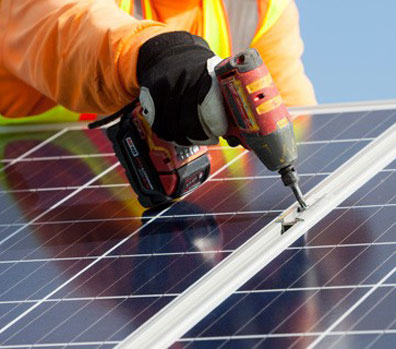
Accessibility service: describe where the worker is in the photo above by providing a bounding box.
[0,0,316,145]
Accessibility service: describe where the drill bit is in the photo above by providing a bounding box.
[279,165,307,211]
[290,183,307,211]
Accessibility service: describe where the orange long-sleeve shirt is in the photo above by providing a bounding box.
[0,0,316,120]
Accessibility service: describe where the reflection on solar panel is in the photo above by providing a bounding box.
[1,103,396,348]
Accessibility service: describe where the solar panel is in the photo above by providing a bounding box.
[0,105,396,347]
[171,108,396,349]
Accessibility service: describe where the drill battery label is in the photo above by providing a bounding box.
[138,167,154,190]
[125,137,139,157]
[181,170,205,195]
[124,136,155,191]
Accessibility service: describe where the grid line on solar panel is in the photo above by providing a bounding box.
[0,125,392,190]
[323,287,396,348]
[0,141,388,231]
[0,211,272,344]
[0,206,271,266]
[1,237,393,296]
[35,212,284,342]
[0,129,68,172]
[0,257,162,342]
[0,153,115,163]
[0,162,120,246]
[0,155,119,196]
[0,169,262,260]
[1,109,391,169]
[194,140,368,219]
[0,148,249,340]
[2,166,396,266]
[0,169,363,195]
[2,164,294,270]
[24,261,170,344]
[0,330,395,348]
[0,342,120,348]
[179,329,396,341]
[0,283,396,308]
[192,238,396,342]
[0,332,388,348]
[178,111,396,348]
[0,140,373,198]
[0,108,396,346]
[4,283,396,307]
[198,172,396,347]
[1,240,396,265]
[190,113,388,217]
[307,261,396,347]
[2,240,396,265]
[0,138,384,165]
[3,202,396,229]
[0,144,242,163]
[0,331,395,349]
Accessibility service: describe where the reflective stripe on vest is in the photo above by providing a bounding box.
[141,0,154,20]
[202,0,232,58]
[251,0,290,46]
[138,0,289,57]
[119,0,132,14]
[138,0,231,58]
[0,106,83,126]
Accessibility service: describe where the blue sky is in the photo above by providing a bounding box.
[296,0,396,104]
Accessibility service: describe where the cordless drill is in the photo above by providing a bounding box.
[90,48,306,209]
[215,48,307,209]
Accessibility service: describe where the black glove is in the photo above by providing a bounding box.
[137,31,227,146]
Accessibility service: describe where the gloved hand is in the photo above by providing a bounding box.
[137,31,228,146]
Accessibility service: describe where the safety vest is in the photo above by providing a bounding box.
[0,0,289,125]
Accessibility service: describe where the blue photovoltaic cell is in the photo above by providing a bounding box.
[176,110,396,349]
[0,109,395,347]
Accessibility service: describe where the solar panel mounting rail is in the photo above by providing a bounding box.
[116,100,396,349]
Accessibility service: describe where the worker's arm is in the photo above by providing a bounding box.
[0,0,173,115]
[251,1,317,107]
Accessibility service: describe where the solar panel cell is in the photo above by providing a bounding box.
[0,131,60,160]
[179,130,396,348]
[0,220,141,260]
[24,129,114,159]
[0,260,90,302]
[176,337,318,349]
[0,189,74,225]
[316,334,396,349]
[0,297,171,345]
[1,107,396,347]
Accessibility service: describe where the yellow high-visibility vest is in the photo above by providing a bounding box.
[0,0,289,125]
[251,0,290,46]
[138,0,290,58]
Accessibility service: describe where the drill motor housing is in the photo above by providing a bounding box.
[215,48,298,172]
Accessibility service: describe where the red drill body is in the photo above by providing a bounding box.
[215,49,306,209]
[96,49,306,209]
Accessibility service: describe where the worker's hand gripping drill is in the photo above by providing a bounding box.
[90,32,306,209]
[89,32,224,207]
